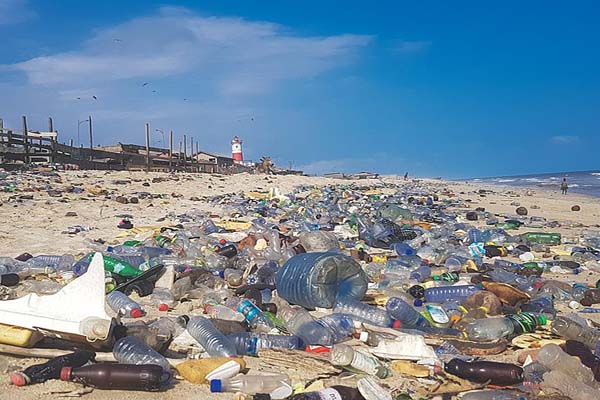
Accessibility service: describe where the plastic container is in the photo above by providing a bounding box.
[385,297,430,329]
[564,340,600,381]
[205,304,245,322]
[61,364,163,391]
[424,285,481,303]
[276,252,368,309]
[113,336,171,372]
[289,386,366,400]
[187,316,237,357]
[227,332,305,356]
[330,344,391,378]
[409,265,431,282]
[333,298,392,327]
[0,323,43,348]
[551,316,600,350]
[229,298,274,332]
[295,313,354,345]
[391,242,415,256]
[210,374,292,398]
[106,291,144,318]
[148,315,189,340]
[444,358,523,385]
[541,370,598,400]
[464,313,547,342]
[520,232,561,246]
[537,343,595,385]
[149,287,176,311]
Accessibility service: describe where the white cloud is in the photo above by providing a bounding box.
[550,135,580,144]
[10,7,371,95]
[0,0,35,26]
[392,40,431,54]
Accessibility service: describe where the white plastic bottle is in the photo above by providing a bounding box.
[210,374,292,399]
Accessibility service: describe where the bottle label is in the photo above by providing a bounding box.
[318,388,342,400]
[508,313,538,333]
[350,350,380,375]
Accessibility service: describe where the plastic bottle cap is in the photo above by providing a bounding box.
[60,367,72,381]
[219,239,227,245]
[392,320,402,329]
[414,299,423,307]
[359,331,369,342]
[158,304,169,311]
[538,315,547,325]
[130,308,143,318]
[210,379,222,392]
[10,372,28,386]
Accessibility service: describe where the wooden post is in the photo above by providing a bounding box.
[22,116,29,164]
[69,139,74,147]
[196,142,199,172]
[169,129,173,171]
[88,115,93,161]
[145,123,150,173]
[190,136,194,171]
[178,141,182,165]
[183,134,187,172]
[48,117,54,133]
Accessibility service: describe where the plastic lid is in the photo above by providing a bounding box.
[359,331,369,342]
[210,379,222,393]
[538,314,548,325]
[10,373,28,386]
[130,308,143,318]
[60,367,72,381]
[158,304,169,311]
[414,299,423,307]
[392,320,401,329]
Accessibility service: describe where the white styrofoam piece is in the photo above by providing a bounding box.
[0,252,112,341]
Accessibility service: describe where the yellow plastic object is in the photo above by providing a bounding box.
[216,220,252,231]
[246,191,269,199]
[175,358,246,384]
[0,323,43,348]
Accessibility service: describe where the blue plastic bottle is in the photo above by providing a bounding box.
[385,297,431,329]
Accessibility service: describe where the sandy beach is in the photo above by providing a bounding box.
[1,171,600,399]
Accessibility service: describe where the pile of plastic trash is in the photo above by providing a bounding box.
[1,181,600,399]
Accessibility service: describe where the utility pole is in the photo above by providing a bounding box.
[145,123,150,173]
[88,115,93,161]
[22,115,29,164]
[169,129,173,171]
[190,136,194,170]
[196,142,199,171]
[183,134,187,172]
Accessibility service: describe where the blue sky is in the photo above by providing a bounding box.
[1,1,599,178]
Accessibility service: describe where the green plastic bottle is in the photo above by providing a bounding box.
[99,255,143,277]
[520,232,561,246]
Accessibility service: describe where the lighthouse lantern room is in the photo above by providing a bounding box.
[231,136,243,163]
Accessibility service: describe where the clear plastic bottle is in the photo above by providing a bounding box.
[186,316,237,357]
[223,268,243,287]
[295,313,354,345]
[385,297,430,329]
[460,390,524,400]
[27,255,75,272]
[424,285,481,303]
[210,374,292,397]
[551,316,600,350]
[464,314,546,342]
[227,332,305,356]
[148,315,189,340]
[537,343,596,385]
[113,336,171,372]
[227,298,274,332]
[205,304,245,322]
[390,242,415,256]
[106,291,144,318]
[409,265,431,282]
[330,344,391,378]
[276,252,368,309]
[541,370,598,400]
[148,287,176,311]
[333,298,392,327]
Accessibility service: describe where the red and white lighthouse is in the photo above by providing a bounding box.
[231,136,243,163]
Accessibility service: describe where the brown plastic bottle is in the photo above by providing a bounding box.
[580,289,600,306]
[61,364,163,391]
[288,385,365,400]
[564,340,600,382]
[444,358,523,385]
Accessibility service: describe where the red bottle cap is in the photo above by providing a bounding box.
[10,372,28,386]
[130,308,143,318]
[60,367,72,381]
[219,239,227,245]
[158,304,169,311]
[392,320,402,329]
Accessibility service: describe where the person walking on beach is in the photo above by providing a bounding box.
[560,178,568,195]
[404,172,408,181]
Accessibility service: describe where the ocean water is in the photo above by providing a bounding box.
[467,170,600,197]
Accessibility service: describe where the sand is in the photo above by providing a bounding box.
[1,171,599,399]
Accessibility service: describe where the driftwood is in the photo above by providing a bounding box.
[257,348,340,381]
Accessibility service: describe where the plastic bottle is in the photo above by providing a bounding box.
[333,298,393,327]
[61,364,163,391]
[444,358,523,385]
[113,336,171,372]
[186,316,237,357]
[520,296,556,318]
[229,298,274,332]
[391,242,415,256]
[100,254,143,277]
[10,350,96,386]
[330,344,391,378]
[564,340,600,381]
[289,386,366,400]
[581,289,600,306]
[227,332,305,356]
[537,343,595,385]
[424,285,481,303]
[205,304,245,322]
[27,254,75,271]
[149,287,176,311]
[460,390,524,400]
[464,313,547,342]
[520,232,561,246]
[551,316,600,350]
[223,268,243,287]
[385,297,431,329]
[299,230,340,252]
[541,370,598,400]
[295,313,354,345]
[106,291,144,318]
[210,374,292,398]
[148,315,189,340]
[276,252,368,309]
[409,265,431,282]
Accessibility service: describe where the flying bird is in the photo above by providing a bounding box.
[183,98,188,101]
[92,95,98,100]
[152,90,157,93]
[113,38,122,42]
[142,82,149,86]
[76,97,81,100]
